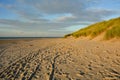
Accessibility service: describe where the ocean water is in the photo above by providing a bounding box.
[0,37,61,40]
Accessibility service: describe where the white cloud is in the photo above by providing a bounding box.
[53,14,76,22]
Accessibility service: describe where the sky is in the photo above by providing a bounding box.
[0,0,120,37]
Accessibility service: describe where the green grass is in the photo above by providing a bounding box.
[105,25,120,39]
[64,17,120,40]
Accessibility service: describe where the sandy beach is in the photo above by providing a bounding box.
[0,38,120,80]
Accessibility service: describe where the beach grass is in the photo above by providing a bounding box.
[65,17,120,40]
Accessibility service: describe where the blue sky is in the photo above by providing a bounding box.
[0,0,120,37]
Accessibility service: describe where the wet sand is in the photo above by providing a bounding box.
[0,38,120,80]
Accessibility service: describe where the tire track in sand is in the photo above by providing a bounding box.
[0,49,41,80]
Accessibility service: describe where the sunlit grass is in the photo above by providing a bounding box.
[64,17,120,40]
[105,26,120,39]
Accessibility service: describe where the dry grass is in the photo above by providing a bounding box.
[65,17,120,40]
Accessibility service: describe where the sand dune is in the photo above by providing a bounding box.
[0,38,120,80]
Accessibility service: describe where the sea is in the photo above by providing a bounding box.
[0,37,61,40]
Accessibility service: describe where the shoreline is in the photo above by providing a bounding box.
[0,37,62,40]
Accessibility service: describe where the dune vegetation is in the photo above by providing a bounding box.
[65,17,120,40]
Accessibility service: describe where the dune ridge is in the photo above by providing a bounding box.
[65,17,120,40]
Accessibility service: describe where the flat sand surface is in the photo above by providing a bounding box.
[0,38,120,80]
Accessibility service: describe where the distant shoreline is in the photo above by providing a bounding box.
[0,37,62,40]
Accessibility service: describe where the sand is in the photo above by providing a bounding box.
[0,38,120,80]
